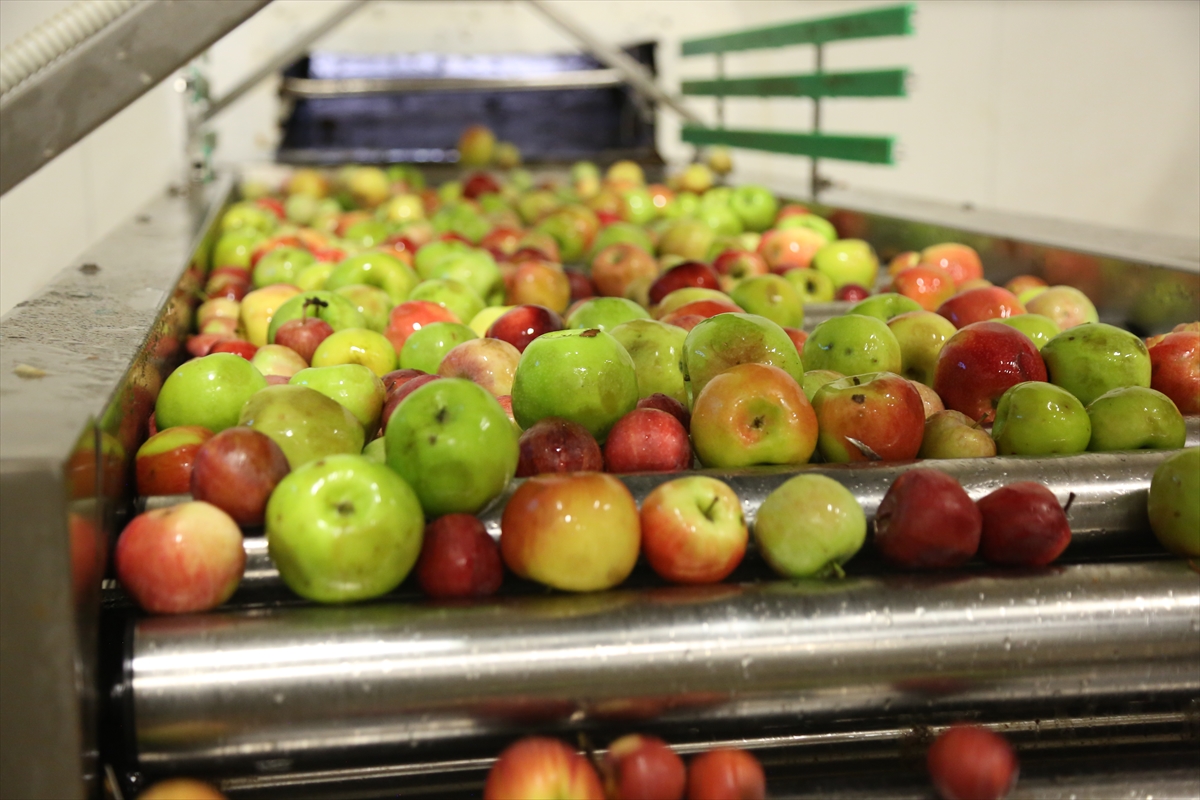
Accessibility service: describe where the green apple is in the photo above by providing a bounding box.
[621,187,657,225]
[266,290,365,343]
[362,436,386,464]
[334,284,392,333]
[376,193,424,226]
[776,213,837,242]
[919,409,997,459]
[661,191,700,220]
[700,186,733,209]
[729,275,804,328]
[1041,322,1151,407]
[658,219,716,262]
[155,353,267,433]
[212,229,265,270]
[566,297,651,332]
[516,189,560,226]
[385,378,518,515]
[684,312,804,398]
[800,369,844,403]
[239,384,365,468]
[802,314,902,376]
[399,321,477,374]
[343,219,390,249]
[311,328,398,377]
[289,364,386,434]
[729,185,779,232]
[253,247,316,288]
[994,313,1060,350]
[266,454,423,602]
[753,474,867,578]
[511,328,639,440]
[535,211,587,262]
[588,221,655,259]
[219,201,276,235]
[325,252,418,304]
[1147,447,1200,557]
[992,381,1091,456]
[408,279,484,326]
[887,311,958,386]
[609,319,689,405]
[850,293,922,322]
[811,239,878,290]
[414,239,473,279]
[295,261,334,291]
[697,204,743,237]
[784,268,836,304]
[1086,386,1186,452]
[420,248,502,302]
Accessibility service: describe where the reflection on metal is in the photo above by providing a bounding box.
[0,0,270,195]
[127,562,1199,774]
[281,68,625,98]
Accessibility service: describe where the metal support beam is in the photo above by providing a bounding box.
[0,0,272,196]
[524,0,703,125]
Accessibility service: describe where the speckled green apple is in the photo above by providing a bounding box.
[802,314,902,376]
[684,312,804,399]
[239,384,364,468]
[1041,322,1151,406]
[991,381,1090,456]
[609,319,689,405]
[156,353,267,433]
[1086,386,1186,452]
[784,268,836,304]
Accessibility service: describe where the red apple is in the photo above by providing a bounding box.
[591,243,659,299]
[874,468,982,569]
[835,283,870,302]
[637,393,690,429]
[1149,331,1200,414]
[516,417,604,477]
[485,737,605,800]
[927,724,1018,800]
[415,513,503,599]
[920,243,984,285]
[686,749,765,800]
[887,251,921,276]
[190,427,290,527]
[812,372,925,463]
[486,304,564,353]
[603,408,693,473]
[210,339,258,360]
[976,482,1071,566]
[648,261,721,306]
[481,226,523,257]
[135,426,214,496]
[603,734,686,800]
[115,501,245,613]
[712,249,769,289]
[1005,274,1047,296]
[640,476,747,584]
[758,227,826,271]
[463,171,502,199]
[891,265,957,311]
[934,322,1047,424]
[565,269,596,302]
[275,316,334,364]
[659,313,706,332]
[381,368,428,394]
[659,299,741,328]
[187,332,234,358]
[937,286,1025,328]
[386,300,460,352]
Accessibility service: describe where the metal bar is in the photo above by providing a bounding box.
[0,0,271,196]
[279,68,623,98]
[126,561,1200,774]
[682,4,915,56]
[682,69,908,98]
[682,125,895,164]
[202,0,369,122]
[524,0,702,124]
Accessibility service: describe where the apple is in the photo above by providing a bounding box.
[659,219,716,262]
[266,290,366,343]
[252,246,316,289]
[275,314,334,364]
[784,267,836,304]
[386,378,519,515]
[653,287,733,319]
[638,393,691,429]
[800,369,844,403]
[813,372,926,462]
[289,363,387,434]
[325,252,419,304]
[937,286,1025,329]
[1024,285,1099,330]
[589,221,655,260]
[685,312,804,398]
[463,171,502,199]
[697,204,743,237]
[591,243,659,299]
[484,737,605,800]
[409,278,486,326]
[729,275,804,328]
[802,314,903,376]
[927,724,1018,800]
[536,208,594,262]
[874,468,981,569]
[976,482,1071,566]
[500,472,640,592]
[920,243,984,285]
[920,410,997,459]
[250,343,308,380]
[933,322,1048,423]
[993,313,1060,350]
[136,779,227,800]
[377,193,425,226]
[836,284,871,302]
[506,260,571,313]
[1086,386,1187,451]
[186,332,233,358]
[992,381,1091,455]
[890,265,956,311]
[240,284,301,346]
[135,426,214,496]
[294,261,334,291]
[620,187,657,225]
[421,247,503,303]
[709,250,766,290]
[156,353,267,433]
[458,124,496,166]
[210,339,258,360]
[239,384,364,468]
[610,319,689,405]
[1005,274,1047,296]
[1149,331,1200,413]
[775,212,837,243]
[512,329,640,441]
[487,304,564,352]
[196,297,240,330]
[1147,447,1200,557]
[566,269,595,303]
[212,230,266,270]
[660,299,742,328]
[757,227,827,272]
[312,328,398,377]
[469,305,515,337]
[685,749,765,800]
[266,454,423,602]
[516,417,602,476]
[812,239,878,290]
[346,166,391,208]
[850,293,923,322]
[691,363,817,468]
[414,513,503,599]
[434,336,521,398]
[1041,322,1151,406]
[601,735,686,800]
[381,374,442,433]
[754,473,865,579]
[288,167,329,198]
[639,476,747,585]
[190,427,290,527]
[727,185,779,232]
[887,311,958,386]
[386,299,461,352]
[603,408,693,473]
[115,501,245,613]
[332,284,391,333]
[394,321,475,375]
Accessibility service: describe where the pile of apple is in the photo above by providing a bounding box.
[115,139,1200,614]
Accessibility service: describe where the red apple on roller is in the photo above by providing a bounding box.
[210,339,258,360]
[603,735,686,800]
[920,243,984,285]
[190,427,290,527]
[484,737,605,800]
[874,468,982,570]
[603,408,692,473]
[976,482,1071,566]
[812,372,925,463]
[927,724,1018,800]
[415,513,503,599]
[686,749,766,800]
[486,304,564,353]
[135,426,214,496]
[835,283,870,302]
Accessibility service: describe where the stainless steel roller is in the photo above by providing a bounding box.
[127,561,1200,776]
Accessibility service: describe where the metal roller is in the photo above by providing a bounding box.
[125,561,1200,776]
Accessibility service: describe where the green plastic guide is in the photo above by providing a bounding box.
[679,3,913,195]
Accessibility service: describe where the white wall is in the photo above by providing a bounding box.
[2,0,1197,317]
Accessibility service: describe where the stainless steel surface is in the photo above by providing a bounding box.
[203,0,370,122]
[524,0,702,125]
[280,68,626,98]
[129,561,1200,775]
[0,0,271,195]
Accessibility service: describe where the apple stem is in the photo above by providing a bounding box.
[703,495,720,521]
[830,562,846,579]
[302,296,329,321]
[1063,492,1076,515]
